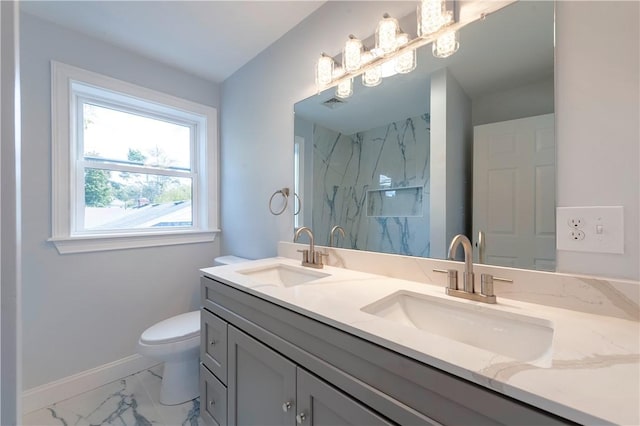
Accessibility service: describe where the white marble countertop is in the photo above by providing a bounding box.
[202,257,640,425]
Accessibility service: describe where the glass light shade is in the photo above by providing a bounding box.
[375,14,400,55]
[418,0,445,37]
[335,78,353,98]
[433,30,459,58]
[395,33,416,74]
[315,54,334,87]
[362,68,382,87]
[343,35,363,72]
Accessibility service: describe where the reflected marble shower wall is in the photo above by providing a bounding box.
[313,114,430,256]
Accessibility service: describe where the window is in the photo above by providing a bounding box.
[51,62,219,253]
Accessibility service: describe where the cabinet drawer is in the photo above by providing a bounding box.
[200,363,227,426]
[201,308,228,384]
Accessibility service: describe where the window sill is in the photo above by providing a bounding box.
[49,229,220,254]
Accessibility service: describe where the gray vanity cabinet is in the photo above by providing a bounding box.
[201,277,573,426]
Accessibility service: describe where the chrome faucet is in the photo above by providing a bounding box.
[445,234,496,303]
[294,227,327,268]
[448,234,475,293]
[329,225,345,247]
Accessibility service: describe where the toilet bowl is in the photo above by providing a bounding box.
[137,255,249,405]
[138,311,201,405]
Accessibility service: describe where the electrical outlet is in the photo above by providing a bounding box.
[567,218,584,229]
[557,206,624,253]
[569,229,585,240]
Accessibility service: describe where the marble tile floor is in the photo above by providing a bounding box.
[23,365,203,426]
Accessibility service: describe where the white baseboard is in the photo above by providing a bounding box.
[22,354,160,414]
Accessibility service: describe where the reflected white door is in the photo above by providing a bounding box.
[473,114,555,271]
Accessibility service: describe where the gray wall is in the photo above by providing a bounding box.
[430,68,472,260]
[20,13,221,389]
[221,1,639,281]
[555,1,639,280]
[472,75,554,126]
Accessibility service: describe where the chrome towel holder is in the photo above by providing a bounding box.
[269,187,301,215]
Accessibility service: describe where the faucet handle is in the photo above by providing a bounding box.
[480,273,494,297]
[433,268,458,290]
[296,249,309,264]
[314,251,329,266]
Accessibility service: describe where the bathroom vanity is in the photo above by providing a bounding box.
[199,255,639,426]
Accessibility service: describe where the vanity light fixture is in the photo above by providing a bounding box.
[314,0,458,98]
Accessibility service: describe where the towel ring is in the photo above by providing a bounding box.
[269,188,289,215]
[293,192,301,216]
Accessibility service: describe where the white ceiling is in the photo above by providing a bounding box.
[20,1,326,83]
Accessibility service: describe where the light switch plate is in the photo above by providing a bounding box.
[556,206,624,254]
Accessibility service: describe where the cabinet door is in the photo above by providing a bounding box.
[228,326,296,426]
[295,368,395,426]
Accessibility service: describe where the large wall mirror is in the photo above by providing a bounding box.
[294,1,555,271]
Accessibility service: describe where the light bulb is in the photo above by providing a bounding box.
[376,13,400,55]
[433,30,459,58]
[315,54,334,87]
[418,0,446,37]
[343,35,363,72]
[380,59,397,78]
[336,78,353,98]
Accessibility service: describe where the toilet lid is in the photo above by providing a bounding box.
[140,311,200,345]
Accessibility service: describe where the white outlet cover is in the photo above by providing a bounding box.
[556,206,624,254]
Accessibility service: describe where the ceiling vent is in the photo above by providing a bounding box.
[321,97,347,109]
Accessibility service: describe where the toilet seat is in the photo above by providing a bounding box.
[140,310,200,345]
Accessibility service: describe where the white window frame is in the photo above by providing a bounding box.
[50,61,219,254]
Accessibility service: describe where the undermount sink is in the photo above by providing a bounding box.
[236,263,330,288]
[361,290,554,367]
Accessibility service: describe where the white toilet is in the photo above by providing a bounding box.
[137,255,248,405]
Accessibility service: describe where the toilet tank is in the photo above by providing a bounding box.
[214,255,249,266]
